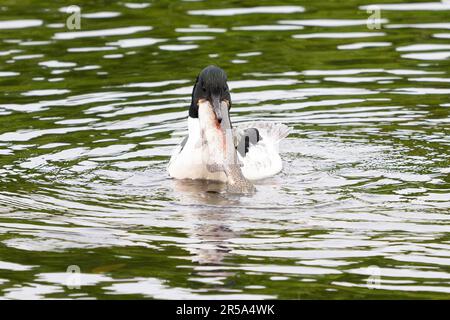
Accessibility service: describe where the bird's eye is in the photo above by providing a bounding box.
[223,87,228,91]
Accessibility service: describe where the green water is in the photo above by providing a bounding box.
[0,0,449,299]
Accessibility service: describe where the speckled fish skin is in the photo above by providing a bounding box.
[223,164,256,194]
[199,100,255,194]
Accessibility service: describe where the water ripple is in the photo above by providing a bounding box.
[0,0,449,300]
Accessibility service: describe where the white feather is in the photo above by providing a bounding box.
[235,122,290,180]
[167,117,227,182]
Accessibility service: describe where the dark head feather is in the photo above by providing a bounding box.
[189,65,231,118]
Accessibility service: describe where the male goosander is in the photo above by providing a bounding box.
[167,65,290,193]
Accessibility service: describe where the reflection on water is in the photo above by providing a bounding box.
[0,0,449,299]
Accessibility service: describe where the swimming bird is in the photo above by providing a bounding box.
[167,65,290,193]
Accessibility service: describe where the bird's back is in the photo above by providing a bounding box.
[235,122,290,180]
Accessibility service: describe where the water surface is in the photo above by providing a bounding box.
[0,0,449,299]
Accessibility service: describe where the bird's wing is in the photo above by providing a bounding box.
[235,122,291,143]
[233,122,291,157]
[167,135,188,168]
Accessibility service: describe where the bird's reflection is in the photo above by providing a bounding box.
[172,179,241,268]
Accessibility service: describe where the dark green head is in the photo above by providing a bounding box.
[189,65,231,123]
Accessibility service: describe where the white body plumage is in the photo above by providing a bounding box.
[167,117,289,181]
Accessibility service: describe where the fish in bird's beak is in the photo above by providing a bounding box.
[198,99,234,168]
[211,94,223,125]
[198,99,230,145]
[211,95,233,135]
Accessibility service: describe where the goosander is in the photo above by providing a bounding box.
[167,65,290,193]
